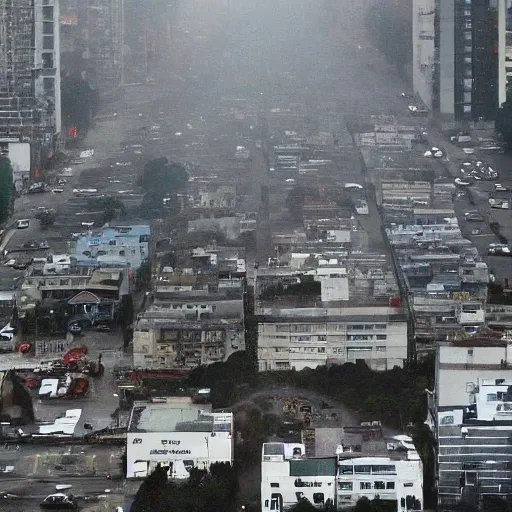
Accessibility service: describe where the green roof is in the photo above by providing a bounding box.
[289,458,336,477]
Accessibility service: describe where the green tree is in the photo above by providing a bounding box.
[289,498,319,512]
[135,261,152,292]
[0,157,13,223]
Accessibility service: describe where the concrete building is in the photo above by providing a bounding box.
[74,224,150,270]
[412,0,435,109]
[261,436,423,512]
[133,246,246,370]
[434,0,505,121]
[427,340,512,509]
[0,0,61,151]
[126,397,234,479]
[255,261,408,372]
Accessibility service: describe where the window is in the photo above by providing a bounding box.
[312,493,324,505]
[364,324,374,330]
[487,393,497,402]
[440,415,454,425]
[317,335,327,341]
[348,325,364,331]
[464,105,471,114]
[404,483,414,488]
[43,35,54,49]
[42,52,53,69]
[386,482,395,490]
[43,77,54,91]
[318,347,325,353]
[340,466,353,474]
[291,324,311,333]
[339,482,353,491]
[355,465,371,474]
[276,325,289,332]
[43,21,53,34]
[374,324,386,330]
[360,482,372,490]
[374,482,385,490]
[376,346,386,352]
[371,465,396,474]
[376,335,387,340]
[43,6,54,20]
[270,483,279,488]
[464,31,472,41]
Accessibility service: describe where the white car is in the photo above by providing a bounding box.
[454,178,472,187]
[488,244,511,256]
[494,183,507,192]
[16,219,29,229]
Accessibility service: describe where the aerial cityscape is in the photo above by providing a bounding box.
[0,0,511,511]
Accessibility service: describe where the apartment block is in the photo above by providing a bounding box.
[427,340,512,509]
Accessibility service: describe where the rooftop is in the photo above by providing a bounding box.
[128,399,232,433]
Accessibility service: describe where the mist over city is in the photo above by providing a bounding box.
[0,1,510,511]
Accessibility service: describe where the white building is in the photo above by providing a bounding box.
[427,340,512,509]
[261,443,337,512]
[261,437,423,512]
[257,308,407,372]
[412,0,435,109]
[126,397,233,479]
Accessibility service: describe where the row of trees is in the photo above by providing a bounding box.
[131,462,238,512]
[0,156,13,224]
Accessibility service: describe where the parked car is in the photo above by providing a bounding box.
[16,219,29,229]
[488,243,511,256]
[494,183,507,192]
[465,211,484,222]
[68,324,82,335]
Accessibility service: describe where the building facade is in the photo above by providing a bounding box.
[261,440,423,512]
[126,398,234,479]
[257,309,408,372]
[434,0,504,121]
[0,0,61,150]
[428,341,512,510]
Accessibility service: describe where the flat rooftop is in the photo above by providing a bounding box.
[128,399,213,433]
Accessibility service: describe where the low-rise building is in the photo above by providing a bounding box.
[74,224,150,270]
[261,435,423,512]
[127,397,233,479]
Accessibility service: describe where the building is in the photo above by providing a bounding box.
[427,340,512,510]
[434,0,505,121]
[126,397,233,479]
[412,0,436,109]
[0,0,61,151]
[132,245,246,370]
[261,435,423,512]
[74,224,150,270]
[255,261,408,372]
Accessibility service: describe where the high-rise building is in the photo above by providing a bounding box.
[0,0,61,152]
[59,0,123,91]
[432,0,506,121]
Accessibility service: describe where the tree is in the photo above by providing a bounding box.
[39,210,56,229]
[289,498,319,512]
[0,157,13,223]
[135,262,152,292]
[89,196,126,224]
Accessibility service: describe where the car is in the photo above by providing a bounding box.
[488,243,511,256]
[465,212,484,222]
[495,183,507,192]
[16,219,29,229]
[68,324,82,335]
[454,178,473,187]
[4,259,15,267]
[96,323,112,333]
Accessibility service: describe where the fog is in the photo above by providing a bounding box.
[127,0,405,115]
